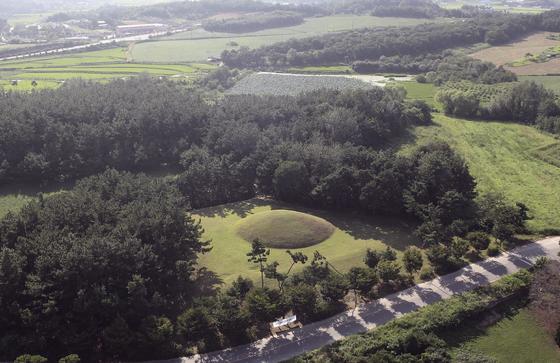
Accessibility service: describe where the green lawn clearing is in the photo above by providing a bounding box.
[194,198,420,286]
[450,308,560,362]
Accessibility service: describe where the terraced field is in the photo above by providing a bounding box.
[0,47,216,90]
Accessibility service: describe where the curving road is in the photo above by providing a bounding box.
[147,236,560,363]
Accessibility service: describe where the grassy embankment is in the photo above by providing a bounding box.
[449,307,560,362]
[396,81,560,233]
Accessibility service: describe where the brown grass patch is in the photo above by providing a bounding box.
[471,32,560,75]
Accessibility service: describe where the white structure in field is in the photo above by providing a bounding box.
[116,23,167,36]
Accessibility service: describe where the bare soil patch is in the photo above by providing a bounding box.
[471,32,560,75]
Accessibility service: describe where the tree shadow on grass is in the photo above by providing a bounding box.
[265,201,421,251]
[194,198,273,218]
[191,267,224,297]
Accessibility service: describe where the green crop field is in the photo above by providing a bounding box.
[0,47,216,89]
[401,113,560,232]
[131,15,446,63]
[449,308,560,362]
[194,198,420,285]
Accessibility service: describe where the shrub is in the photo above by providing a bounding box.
[420,266,436,281]
[466,231,491,251]
[416,74,427,83]
[487,243,501,257]
[58,355,80,363]
[14,356,48,363]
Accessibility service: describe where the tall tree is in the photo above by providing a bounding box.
[247,239,271,289]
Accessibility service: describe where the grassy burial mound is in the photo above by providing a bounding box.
[235,209,335,248]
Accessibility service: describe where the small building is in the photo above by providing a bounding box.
[207,56,222,64]
[270,314,302,337]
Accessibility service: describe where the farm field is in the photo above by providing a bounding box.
[194,198,420,286]
[448,308,560,362]
[471,32,560,75]
[0,47,216,89]
[401,113,560,232]
[131,15,446,63]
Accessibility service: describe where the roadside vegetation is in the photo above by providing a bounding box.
[293,270,535,362]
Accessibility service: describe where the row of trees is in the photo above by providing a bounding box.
[222,11,560,68]
[202,11,304,33]
[177,241,422,353]
[353,52,517,84]
[50,0,325,27]
[436,81,560,134]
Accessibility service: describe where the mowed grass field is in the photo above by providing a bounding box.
[449,308,560,362]
[131,15,446,63]
[0,47,216,90]
[194,198,420,286]
[471,32,560,75]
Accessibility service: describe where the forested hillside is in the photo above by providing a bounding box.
[0,77,532,361]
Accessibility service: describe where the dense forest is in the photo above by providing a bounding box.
[0,77,530,361]
[202,11,304,33]
[222,10,560,68]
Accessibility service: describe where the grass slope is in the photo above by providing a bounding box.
[450,308,560,362]
[194,198,419,286]
[236,209,336,248]
[403,114,560,232]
